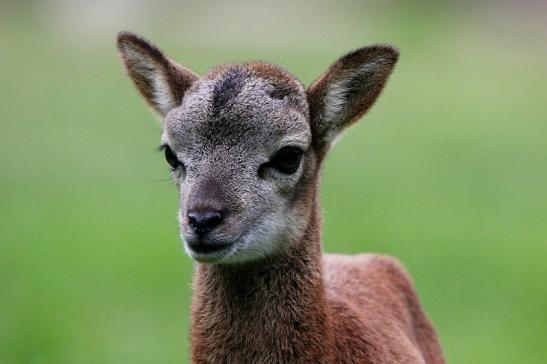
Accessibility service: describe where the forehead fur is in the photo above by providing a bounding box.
[204,62,308,116]
[164,62,311,150]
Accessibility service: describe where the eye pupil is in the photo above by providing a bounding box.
[269,146,303,174]
[164,146,184,171]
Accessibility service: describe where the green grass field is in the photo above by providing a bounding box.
[1,3,546,363]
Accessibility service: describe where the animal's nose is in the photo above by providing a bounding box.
[187,209,223,235]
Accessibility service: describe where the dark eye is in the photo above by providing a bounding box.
[164,146,184,171]
[269,146,304,174]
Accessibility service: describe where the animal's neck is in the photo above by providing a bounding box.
[190,198,334,363]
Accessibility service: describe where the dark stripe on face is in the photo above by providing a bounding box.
[212,67,248,115]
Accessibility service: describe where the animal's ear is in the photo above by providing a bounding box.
[307,45,399,146]
[117,31,199,117]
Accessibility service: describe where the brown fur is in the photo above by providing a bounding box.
[116,32,446,364]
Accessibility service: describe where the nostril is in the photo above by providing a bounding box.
[187,209,223,234]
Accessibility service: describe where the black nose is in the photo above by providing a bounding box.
[187,209,223,235]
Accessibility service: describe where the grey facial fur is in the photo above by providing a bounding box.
[162,64,313,263]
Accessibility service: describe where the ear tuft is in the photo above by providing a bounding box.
[307,45,399,146]
[116,31,199,117]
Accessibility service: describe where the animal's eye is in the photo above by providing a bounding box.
[269,146,304,174]
[164,146,184,171]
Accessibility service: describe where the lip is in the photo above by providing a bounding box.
[187,241,233,255]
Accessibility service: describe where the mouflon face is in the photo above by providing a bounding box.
[163,64,315,264]
[117,32,398,264]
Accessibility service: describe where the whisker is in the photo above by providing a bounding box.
[148,177,173,183]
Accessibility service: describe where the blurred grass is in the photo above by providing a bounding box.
[1,2,546,363]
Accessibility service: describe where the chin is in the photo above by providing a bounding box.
[187,247,236,263]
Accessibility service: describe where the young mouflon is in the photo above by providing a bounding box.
[117,31,445,363]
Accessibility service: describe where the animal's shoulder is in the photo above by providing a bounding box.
[323,253,415,296]
[322,254,433,363]
[322,253,424,325]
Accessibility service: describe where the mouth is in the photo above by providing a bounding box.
[187,241,233,255]
[183,235,236,262]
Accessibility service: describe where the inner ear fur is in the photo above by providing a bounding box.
[117,31,199,117]
[307,45,399,146]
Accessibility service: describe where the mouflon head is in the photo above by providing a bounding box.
[117,31,398,264]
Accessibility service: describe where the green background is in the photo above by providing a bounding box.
[1,1,546,363]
